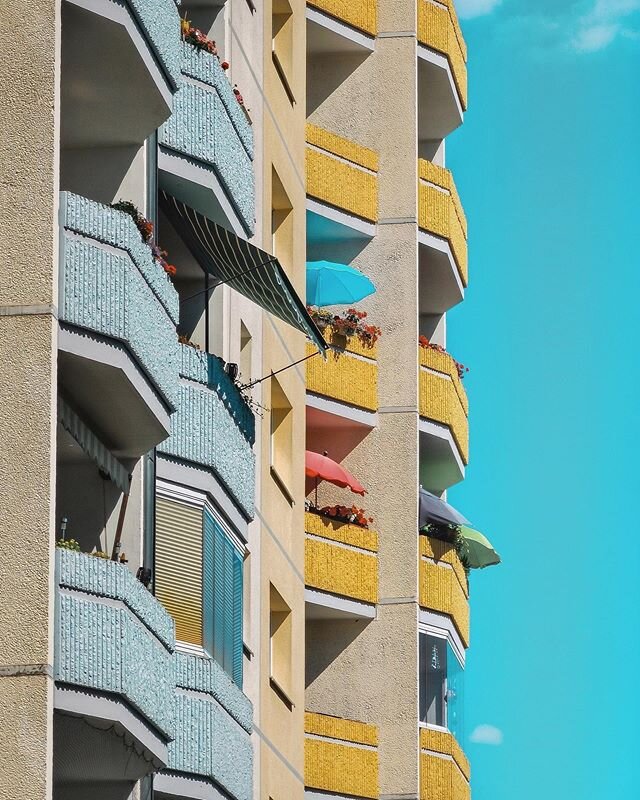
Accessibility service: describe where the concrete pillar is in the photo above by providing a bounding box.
[0,2,60,798]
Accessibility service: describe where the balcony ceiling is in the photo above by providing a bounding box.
[417,48,463,141]
[419,233,464,315]
[61,1,172,149]
[58,331,171,459]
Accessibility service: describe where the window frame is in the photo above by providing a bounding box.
[418,616,466,738]
[156,480,246,684]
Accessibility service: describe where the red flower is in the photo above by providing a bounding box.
[221,61,230,70]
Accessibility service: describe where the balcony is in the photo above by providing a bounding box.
[58,192,180,458]
[54,550,175,792]
[53,551,254,799]
[417,0,467,140]
[418,159,467,313]
[307,0,376,68]
[308,0,377,36]
[305,712,379,799]
[420,727,470,800]
[419,535,469,647]
[306,328,378,424]
[155,653,253,800]
[418,346,468,493]
[61,0,180,150]
[158,344,256,519]
[305,511,378,619]
[159,43,255,236]
[306,124,379,249]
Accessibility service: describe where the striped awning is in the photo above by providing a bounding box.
[58,398,131,495]
[160,192,327,354]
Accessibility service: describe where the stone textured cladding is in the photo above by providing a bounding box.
[305,513,378,604]
[307,0,378,35]
[128,0,182,88]
[305,711,379,745]
[420,728,470,800]
[418,0,468,110]
[318,324,379,359]
[158,375,256,518]
[180,345,255,445]
[419,346,468,416]
[305,512,378,551]
[306,340,378,411]
[419,536,469,647]
[305,712,379,798]
[419,159,468,286]
[60,193,180,408]
[55,550,176,738]
[419,348,469,464]
[160,44,255,233]
[421,727,470,780]
[168,653,253,800]
[307,124,379,172]
[422,535,469,595]
[62,192,179,323]
[55,553,255,796]
[306,124,379,222]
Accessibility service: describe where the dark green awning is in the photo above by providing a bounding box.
[58,398,130,495]
[160,192,327,354]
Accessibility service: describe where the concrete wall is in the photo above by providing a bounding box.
[304,2,423,797]
[258,1,309,798]
[0,1,60,798]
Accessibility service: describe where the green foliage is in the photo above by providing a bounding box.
[421,522,471,575]
[56,538,80,552]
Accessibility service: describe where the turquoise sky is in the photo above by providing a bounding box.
[447,1,640,797]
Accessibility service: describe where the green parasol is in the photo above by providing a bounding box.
[459,526,501,569]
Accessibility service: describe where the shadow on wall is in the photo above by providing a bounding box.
[305,618,371,688]
[307,53,371,117]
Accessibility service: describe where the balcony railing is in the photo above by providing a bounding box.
[306,124,379,222]
[307,0,378,35]
[55,551,254,796]
[59,192,180,409]
[417,0,468,110]
[306,328,378,412]
[55,549,175,739]
[127,0,182,89]
[419,346,469,465]
[158,344,256,518]
[159,43,255,233]
[165,652,253,800]
[305,511,378,604]
[420,727,470,800]
[419,159,468,287]
[305,712,379,799]
[419,535,469,646]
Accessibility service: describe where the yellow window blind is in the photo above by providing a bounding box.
[155,496,203,646]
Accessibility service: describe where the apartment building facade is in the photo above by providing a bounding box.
[0,2,490,800]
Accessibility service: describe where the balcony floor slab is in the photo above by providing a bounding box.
[305,588,376,621]
[58,325,171,458]
[306,8,375,55]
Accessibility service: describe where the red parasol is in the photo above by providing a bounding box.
[305,450,366,496]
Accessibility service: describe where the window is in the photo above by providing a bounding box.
[270,376,293,493]
[155,488,245,687]
[269,584,292,702]
[419,632,465,742]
